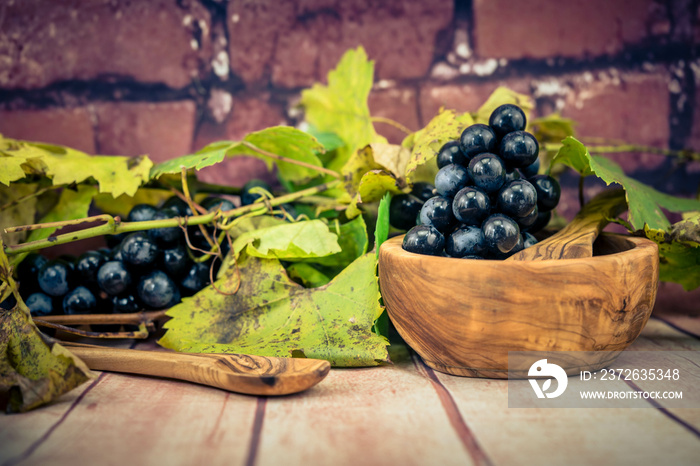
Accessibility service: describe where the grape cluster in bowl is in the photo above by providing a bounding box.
[392,104,561,259]
[14,180,272,320]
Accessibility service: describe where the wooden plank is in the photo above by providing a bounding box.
[430,321,700,466]
[652,315,700,340]
[255,356,478,466]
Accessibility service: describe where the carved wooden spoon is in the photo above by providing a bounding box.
[508,188,627,261]
[67,345,331,396]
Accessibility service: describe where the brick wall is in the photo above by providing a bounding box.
[1,0,699,308]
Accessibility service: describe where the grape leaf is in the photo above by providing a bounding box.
[403,110,474,184]
[669,212,700,246]
[0,154,30,186]
[0,238,94,413]
[301,215,368,279]
[657,242,700,291]
[552,137,700,230]
[0,183,38,246]
[159,252,389,367]
[375,193,391,257]
[149,142,230,179]
[25,184,98,244]
[286,263,332,288]
[301,47,387,171]
[0,138,152,197]
[232,220,341,260]
[473,86,534,125]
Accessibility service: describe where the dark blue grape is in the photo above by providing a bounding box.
[63,286,97,315]
[17,253,48,293]
[504,169,522,183]
[497,180,537,218]
[179,262,211,297]
[76,251,106,287]
[241,180,271,206]
[26,292,54,317]
[435,164,471,198]
[530,175,561,212]
[105,233,126,249]
[402,225,445,256]
[38,259,74,297]
[499,131,539,169]
[97,248,112,260]
[482,214,520,254]
[452,187,491,226]
[390,194,424,231]
[111,293,141,313]
[516,205,539,230]
[127,204,158,223]
[138,270,181,309]
[523,232,538,249]
[110,243,124,262]
[148,208,182,247]
[201,196,236,212]
[160,244,191,278]
[459,124,497,159]
[58,255,77,271]
[411,182,435,202]
[528,210,552,234]
[161,196,193,217]
[437,140,467,168]
[468,153,506,193]
[97,261,132,296]
[521,157,540,178]
[121,232,160,270]
[419,196,455,233]
[488,104,526,138]
[446,226,486,258]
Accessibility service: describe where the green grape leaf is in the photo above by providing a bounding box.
[227,127,326,184]
[342,145,383,195]
[552,137,700,230]
[286,262,332,288]
[669,212,700,246]
[159,252,389,367]
[301,47,387,171]
[0,238,94,413]
[302,215,368,277]
[658,242,700,291]
[403,110,474,184]
[375,193,391,257]
[473,87,534,125]
[26,185,98,243]
[0,184,38,246]
[531,113,577,143]
[0,138,152,197]
[0,155,30,186]
[231,220,341,260]
[149,142,230,179]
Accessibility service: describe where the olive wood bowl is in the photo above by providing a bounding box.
[378,233,659,378]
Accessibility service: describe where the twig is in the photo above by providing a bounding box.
[4,214,116,234]
[240,141,341,179]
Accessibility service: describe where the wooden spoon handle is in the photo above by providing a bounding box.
[68,346,331,396]
[509,189,627,261]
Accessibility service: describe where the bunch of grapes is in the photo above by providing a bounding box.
[392,104,561,259]
[16,180,272,319]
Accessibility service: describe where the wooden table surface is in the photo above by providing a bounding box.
[1,315,699,466]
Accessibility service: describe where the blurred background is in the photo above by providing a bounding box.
[1,0,699,310]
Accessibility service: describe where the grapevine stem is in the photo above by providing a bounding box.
[3,180,342,256]
[240,141,341,179]
[180,167,216,249]
[4,214,116,234]
[370,116,413,135]
[587,145,700,162]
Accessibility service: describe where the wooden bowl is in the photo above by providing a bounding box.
[378,234,659,378]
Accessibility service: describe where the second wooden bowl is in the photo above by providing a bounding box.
[378,234,659,378]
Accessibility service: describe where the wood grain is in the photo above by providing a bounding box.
[379,234,659,378]
[509,188,627,261]
[67,346,331,396]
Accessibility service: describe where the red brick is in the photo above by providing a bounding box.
[0,0,211,89]
[472,0,654,59]
[561,71,671,173]
[688,77,700,152]
[368,87,420,145]
[228,0,453,88]
[418,79,532,126]
[0,107,96,153]
[94,101,196,162]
